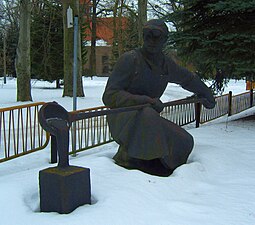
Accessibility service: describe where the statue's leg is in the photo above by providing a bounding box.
[112,106,194,175]
[129,106,194,171]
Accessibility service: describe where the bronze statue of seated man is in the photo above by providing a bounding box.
[102,19,215,176]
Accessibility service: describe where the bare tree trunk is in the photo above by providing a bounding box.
[112,0,119,61]
[62,0,84,97]
[112,0,125,60]
[89,0,97,77]
[16,0,32,101]
[117,0,124,56]
[3,31,7,84]
[138,0,147,45]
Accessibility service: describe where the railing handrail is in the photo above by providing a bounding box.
[69,96,203,121]
[0,102,46,112]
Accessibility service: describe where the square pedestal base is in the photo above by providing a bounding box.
[39,166,91,214]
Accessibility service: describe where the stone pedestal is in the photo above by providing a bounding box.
[39,166,91,214]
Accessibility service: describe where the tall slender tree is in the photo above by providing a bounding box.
[62,0,84,97]
[89,0,97,77]
[15,0,32,101]
[138,0,147,45]
[110,0,139,64]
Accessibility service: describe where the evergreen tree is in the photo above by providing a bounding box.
[111,3,139,66]
[122,12,139,53]
[166,0,255,92]
[0,0,19,77]
[31,0,63,88]
[6,24,19,77]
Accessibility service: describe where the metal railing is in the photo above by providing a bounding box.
[69,106,113,154]
[0,102,49,162]
[0,89,254,163]
[160,99,196,126]
[231,91,252,115]
[67,98,199,156]
[200,94,229,123]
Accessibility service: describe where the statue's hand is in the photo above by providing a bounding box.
[199,95,216,109]
[151,98,164,113]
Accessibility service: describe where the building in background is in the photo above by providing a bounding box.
[83,17,128,76]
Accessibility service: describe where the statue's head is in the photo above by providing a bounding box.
[142,19,169,54]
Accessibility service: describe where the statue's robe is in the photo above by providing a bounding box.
[102,48,213,171]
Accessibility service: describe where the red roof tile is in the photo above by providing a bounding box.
[84,17,128,44]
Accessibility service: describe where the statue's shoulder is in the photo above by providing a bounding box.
[164,53,177,66]
[121,49,140,59]
[117,49,141,66]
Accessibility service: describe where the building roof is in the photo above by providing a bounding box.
[84,17,128,45]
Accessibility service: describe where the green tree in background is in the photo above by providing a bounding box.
[31,0,63,88]
[166,0,255,92]
[122,12,139,52]
[0,24,18,77]
[111,1,139,66]
[0,0,19,77]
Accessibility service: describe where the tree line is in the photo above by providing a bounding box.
[0,0,254,101]
[0,0,144,101]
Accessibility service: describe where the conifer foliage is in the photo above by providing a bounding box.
[31,1,63,88]
[166,0,255,92]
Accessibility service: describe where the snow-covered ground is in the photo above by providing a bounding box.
[1,77,255,225]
